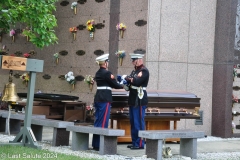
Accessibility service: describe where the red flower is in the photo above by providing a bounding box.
[69,27,77,33]
[23,53,30,58]
[233,95,238,103]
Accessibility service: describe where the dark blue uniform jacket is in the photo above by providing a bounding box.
[94,67,123,103]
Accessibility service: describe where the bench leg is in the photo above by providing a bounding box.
[8,119,22,134]
[31,124,43,141]
[71,132,89,151]
[99,136,118,155]
[0,117,6,132]
[180,138,197,159]
[52,128,70,146]
[0,118,21,134]
[145,139,163,160]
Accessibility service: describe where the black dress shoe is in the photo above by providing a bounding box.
[130,146,144,150]
[127,145,133,148]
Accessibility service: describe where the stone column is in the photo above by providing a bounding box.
[108,0,120,76]
[146,0,161,90]
[212,0,238,138]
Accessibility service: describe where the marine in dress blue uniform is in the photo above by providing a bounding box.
[126,53,149,149]
[92,53,123,150]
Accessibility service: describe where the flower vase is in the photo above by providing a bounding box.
[90,110,93,115]
[90,32,94,40]
[120,30,124,38]
[74,7,77,15]
[25,81,28,87]
[26,36,29,42]
[119,57,123,66]
[72,84,75,90]
[12,36,15,42]
[89,83,93,92]
[56,58,59,65]
[73,32,76,41]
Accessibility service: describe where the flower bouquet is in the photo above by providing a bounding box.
[53,53,59,64]
[86,103,94,116]
[86,19,95,40]
[116,23,126,38]
[84,75,94,91]
[22,27,31,42]
[9,29,16,42]
[65,71,76,90]
[0,45,7,55]
[69,27,77,41]
[233,94,238,103]
[233,65,238,81]
[71,2,78,15]
[115,50,126,66]
[20,73,30,87]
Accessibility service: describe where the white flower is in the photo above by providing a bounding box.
[65,71,76,85]
[90,104,93,110]
[232,121,236,129]
[71,2,78,9]
[67,71,73,76]
[69,75,75,80]
[53,53,59,58]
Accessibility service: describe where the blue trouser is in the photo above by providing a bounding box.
[92,102,110,148]
[129,105,147,148]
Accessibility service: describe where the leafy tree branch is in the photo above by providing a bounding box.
[0,0,58,48]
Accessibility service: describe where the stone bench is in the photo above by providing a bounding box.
[31,118,74,146]
[0,110,45,134]
[139,130,205,160]
[66,125,125,155]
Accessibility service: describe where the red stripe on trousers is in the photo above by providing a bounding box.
[102,102,109,128]
[139,105,142,147]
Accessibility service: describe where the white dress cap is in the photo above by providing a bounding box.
[129,53,144,59]
[96,53,109,62]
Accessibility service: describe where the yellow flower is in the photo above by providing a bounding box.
[87,25,93,31]
[116,23,126,31]
[86,20,91,25]
[86,19,95,32]
[20,73,30,82]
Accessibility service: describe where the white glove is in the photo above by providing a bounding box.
[123,85,129,91]
[121,75,127,80]
[137,87,144,99]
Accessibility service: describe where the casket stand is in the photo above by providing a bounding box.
[12,93,86,122]
[111,90,201,142]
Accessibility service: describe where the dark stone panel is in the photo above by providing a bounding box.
[212,0,238,138]
[214,0,236,64]
[108,1,120,75]
[212,64,233,137]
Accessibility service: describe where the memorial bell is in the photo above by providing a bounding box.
[1,70,20,102]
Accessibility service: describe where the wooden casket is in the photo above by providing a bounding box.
[111,90,201,142]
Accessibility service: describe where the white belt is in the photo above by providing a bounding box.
[131,86,146,90]
[97,86,112,90]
